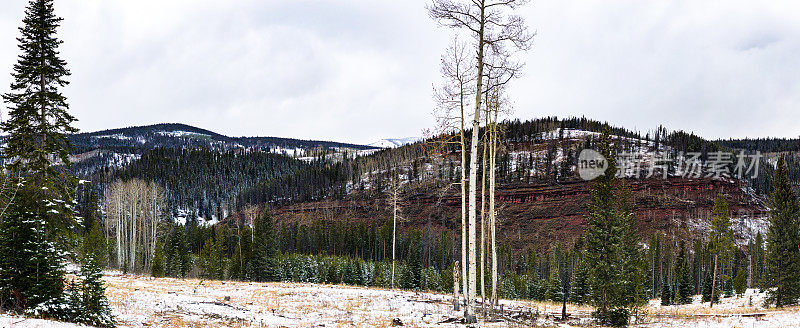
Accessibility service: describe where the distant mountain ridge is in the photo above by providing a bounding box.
[66,122,379,177]
[70,123,378,154]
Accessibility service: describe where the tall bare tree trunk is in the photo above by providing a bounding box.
[710,254,718,308]
[460,105,469,309]
[465,14,486,321]
[489,94,498,311]
[480,125,487,315]
[392,181,398,288]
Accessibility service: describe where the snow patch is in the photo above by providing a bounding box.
[368,137,420,149]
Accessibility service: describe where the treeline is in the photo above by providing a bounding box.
[744,153,800,196]
[147,211,458,293]
[504,116,642,143]
[718,137,800,153]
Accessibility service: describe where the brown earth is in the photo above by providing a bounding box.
[262,177,766,251]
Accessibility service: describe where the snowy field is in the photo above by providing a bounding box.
[2,273,800,327]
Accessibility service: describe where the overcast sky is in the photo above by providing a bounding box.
[1,1,799,144]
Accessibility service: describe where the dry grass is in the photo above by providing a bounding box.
[99,272,800,328]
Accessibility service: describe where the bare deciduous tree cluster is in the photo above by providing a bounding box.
[429,0,532,322]
[104,179,166,273]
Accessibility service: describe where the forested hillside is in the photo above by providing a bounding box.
[95,148,304,221]
[76,116,798,225]
[66,116,798,322]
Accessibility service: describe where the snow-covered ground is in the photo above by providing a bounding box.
[4,275,800,328]
[101,272,499,327]
[638,289,800,328]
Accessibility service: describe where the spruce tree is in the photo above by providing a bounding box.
[701,273,719,303]
[164,227,180,277]
[660,283,672,306]
[211,229,227,280]
[250,210,276,282]
[82,219,107,268]
[2,0,78,180]
[151,241,165,278]
[754,232,765,289]
[200,236,215,279]
[1,0,78,233]
[74,254,115,327]
[177,227,191,278]
[0,190,64,311]
[164,225,191,278]
[584,128,642,325]
[733,268,747,297]
[0,0,79,314]
[675,242,693,305]
[765,156,800,307]
[570,263,590,305]
[708,193,733,307]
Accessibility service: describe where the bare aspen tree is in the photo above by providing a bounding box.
[489,90,500,311]
[485,51,519,312]
[240,204,259,277]
[433,37,475,308]
[385,172,405,288]
[390,176,399,288]
[480,120,488,314]
[429,1,532,320]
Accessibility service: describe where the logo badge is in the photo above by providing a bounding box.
[578,149,608,181]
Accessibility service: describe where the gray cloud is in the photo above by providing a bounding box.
[1,0,799,144]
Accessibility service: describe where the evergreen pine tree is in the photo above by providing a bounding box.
[660,283,672,306]
[675,242,693,305]
[723,274,734,297]
[570,262,590,305]
[211,229,227,280]
[2,0,78,180]
[200,236,215,279]
[250,210,276,282]
[701,273,720,303]
[164,226,180,277]
[232,225,252,281]
[618,184,645,307]
[708,193,733,307]
[177,227,191,278]
[765,156,800,306]
[164,225,191,278]
[733,268,747,297]
[0,0,80,315]
[74,254,115,327]
[754,232,765,289]
[81,219,107,268]
[0,189,64,311]
[151,240,165,278]
[584,128,642,325]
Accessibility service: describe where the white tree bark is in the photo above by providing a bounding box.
[466,36,484,322]
[429,1,531,321]
[490,97,499,310]
[105,179,166,273]
[392,178,398,288]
